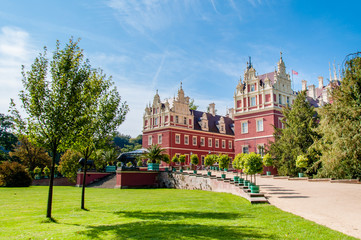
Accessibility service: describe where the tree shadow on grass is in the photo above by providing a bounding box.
[113,210,252,221]
[78,221,275,239]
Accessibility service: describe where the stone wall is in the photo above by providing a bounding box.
[158,172,251,201]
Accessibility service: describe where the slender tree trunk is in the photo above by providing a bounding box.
[81,157,87,210]
[46,148,57,218]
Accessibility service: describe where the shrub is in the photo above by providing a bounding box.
[126,162,132,167]
[204,155,214,168]
[262,153,273,167]
[162,154,170,165]
[137,159,143,167]
[117,161,122,168]
[33,166,41,175]
[43,166,50,177]
[190,154,199,165]
[0,161,32,187]
[243,152,263,175]
[179,155,186,164]
[58,150,81,183]
[218,154,230,170]
[296,155,308,169]
[171,155,179,163]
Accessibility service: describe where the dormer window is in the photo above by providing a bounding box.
[218,117,226,134]
[200,112,209,131]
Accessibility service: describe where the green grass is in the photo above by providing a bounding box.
[0,186,356,240]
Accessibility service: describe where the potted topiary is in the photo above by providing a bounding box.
[232,153,244,183]
[162,154,170,172]
[218,154,230,179]
[171,155,179,172]
[126,162,132,168]
[296,155,308,178]
[43,166,50,179]
[243,152,263,193]
[190,154,199,174]
[34,166,41,179]
[142,144,165,171]
[179,155,186,172]
[262,153,273,176]
[204,155,214,176]
[137,159,143,168]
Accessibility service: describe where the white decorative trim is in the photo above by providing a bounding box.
[235,135,274,141]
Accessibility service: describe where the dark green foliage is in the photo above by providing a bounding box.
[113,133,142,153]
[142,144,165,163]
[0,114,18,161]
[268,91,319,176]
[171,155,179,163]
[218,154,230,169]
[315,56,361,179]
[190,154,199,165]
[243,153,263,175]
[162,154,170,165]
[0,161,32,187]
[58,149,81,183]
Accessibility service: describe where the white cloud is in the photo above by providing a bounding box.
[0,26,34,114]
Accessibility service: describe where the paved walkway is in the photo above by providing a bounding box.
[255,176,361,239]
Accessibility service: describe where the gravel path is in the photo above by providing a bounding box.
[256,176,361,239]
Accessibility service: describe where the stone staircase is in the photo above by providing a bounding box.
[172,170,268,204]
[88,174,117,188]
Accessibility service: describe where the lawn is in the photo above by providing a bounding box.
[0,186,356,240]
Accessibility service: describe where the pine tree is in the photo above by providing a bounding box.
[269,91,319,176]
[315,56,361,179]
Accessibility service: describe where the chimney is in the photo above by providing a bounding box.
[228,108,234,120]
[208,103,216,116]
[318,76,324,89]
[302,80,307,91]
[308,85,316,99]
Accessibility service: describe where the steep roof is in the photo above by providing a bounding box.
[191,110,234,136]
[258,72,276,85]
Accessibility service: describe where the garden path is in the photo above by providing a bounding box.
[255,175,361,239]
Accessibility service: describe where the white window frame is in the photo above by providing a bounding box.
[222,140,226,149]
[257,144,265,157]
[200,137,205,146]
[183,117,187,125]
[175,134,180,144]
[242,145,249,154]
[228,141,232,149]
[241,121,248,134]
[175,115,179,123]
[158,134,162,144]
[193,136,197,146]
[208,138,212,147]
[148,136,152,145]
[279,94,282,104]
[215,139,219,148]
[251,96,256,106]
[184,135,189,145]
[256,118,264,132]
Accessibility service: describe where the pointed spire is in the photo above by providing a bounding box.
[180,81,183,89]
[248,56,252,69]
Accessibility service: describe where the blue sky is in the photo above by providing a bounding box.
[0,0,360,137]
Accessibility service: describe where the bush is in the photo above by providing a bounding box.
[162,154,170,165]
[33,166,41,175]
[171,155,179,163]
[137,159,143,167]
[204,155,214,168]
[218,154,230,170]
[43,166,50,177]
[243,153,263,175]
[0,161,32,187]
[190,154,199,165]
[296,155,308,169]
[126,162,132,167]
[179,155,186,164]
[262,153,273,167]
[58,150,82,183]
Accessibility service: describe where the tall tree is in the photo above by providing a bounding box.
[315,56,361,179]
[0,113,18,161]
[70,72,128,209]
[9,136,51,171]
[268,91,319,176]
[10,38,125,219]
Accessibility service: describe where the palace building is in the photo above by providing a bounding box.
[142,53,334,169]
[142,84,235,167]
[233,53,296,156]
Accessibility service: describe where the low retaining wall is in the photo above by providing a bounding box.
[158,172,256,202]
[115,171,159,188]
[32,177,75,186]
[76,172,112,186]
